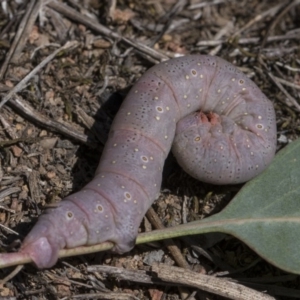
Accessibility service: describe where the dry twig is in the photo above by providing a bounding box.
[260,0,300,50]
[152,263,275,300]
[266,71,300,112]
[0,0,37,79]
[8,95,90,144]
[10,0,46,63]
[47,0,168,62]
[146,207,190,270]
[0,41,78,109]
[231,2,285,38]
[87,264,275,300]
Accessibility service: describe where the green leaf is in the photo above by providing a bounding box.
[137,139,300,274]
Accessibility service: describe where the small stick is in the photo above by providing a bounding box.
[0,265,23,285]
[146,207,190,270]
[0,41,78,109]
[188,0,229,10]
[11,0,45,63]
[47,0,168,62]
[273,76,300,91]
[260,0,300,50]
[0,241,114,269]
[87,264,275,300]
[76,105,107,145]
[8,95,90,144]
[266,71,300,112]
[0,0,36,79]
[149,0,188,48]
[106,0,117,21]
[0,187,21,201]
[197,32,300,47]
[275,61,300,72]
[0,223,19,236]
[146,206,194,300]
[151,263,276,300]
[258,57,300,112]
[0,114,18,140]
[231,2,285,38]
[209,20,233,56]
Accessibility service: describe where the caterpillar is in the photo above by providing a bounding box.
[18,55,277,268]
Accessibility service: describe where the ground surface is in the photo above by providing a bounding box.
[0,0,299,299]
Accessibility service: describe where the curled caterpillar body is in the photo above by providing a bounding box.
[20,55,277,268]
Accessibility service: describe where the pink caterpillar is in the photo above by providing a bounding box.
[19,55,276,268]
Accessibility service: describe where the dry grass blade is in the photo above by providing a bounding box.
[273,76,300,90]
[267,71,300,112]
[0,265,23,285]
[260,0,300,50]
[231,2,286,38]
